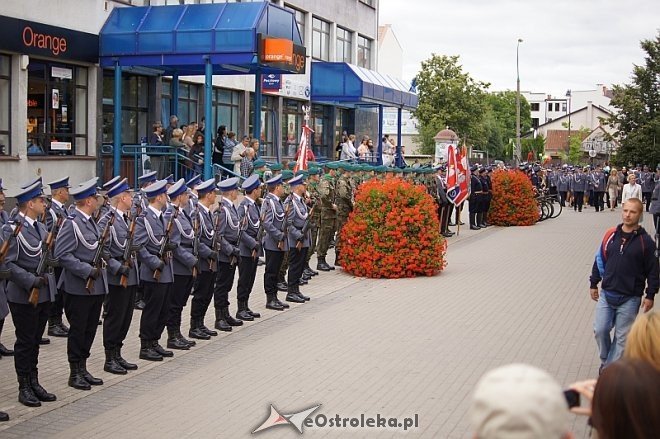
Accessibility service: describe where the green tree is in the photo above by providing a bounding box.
[568,128,591,165]
[486,91,532,146]
[413,54,490,154]
[607,32,660,167]
[520,135,546,161]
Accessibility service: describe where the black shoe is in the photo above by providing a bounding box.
[199,324,218,337]
[39,337,50,345]
[276,299,290,308]
[442,232,454,238]
[80,360,103,385]
[459,221,465,225]
[236,309,254,321]
[479,223,488,228]
[189,324,211,340]
[0,411,8,422]
[134,300,146,310]
[470,225,481,230]
[316,258,332,271]
[214,319,232,332]
[302,272,312,281]
[286,292,305,303]
[104,350,128,374]
[0,342,14,356]
[247,308,261,319]
[139,346,163,362]
[115,348,138,370]
[223,309,244,326]
[48,324,68,337]
[305,266,319,276]
[298,278,308,286]
[68,363,91,390]
[266,299,285,310]
[152,342,173,357]
[277,282,289,292]
[167,333,192,350]
[18,375,41,407]
[297,291,310,301]
[29,371,56,402]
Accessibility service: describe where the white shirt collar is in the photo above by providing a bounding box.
[52,199,64,209]
[244,196,255,205]
[148,205,162,217]
[19,213,36,228]
[76,208,91,221]
[198,203,210,213]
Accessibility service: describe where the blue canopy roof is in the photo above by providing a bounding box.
[311,62,418,109]
[99,2,304,75]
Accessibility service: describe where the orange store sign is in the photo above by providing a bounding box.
[259,35,306,74]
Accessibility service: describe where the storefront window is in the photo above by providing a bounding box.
[311,104,332,159]
[178,82,199,125]
[282,99,303,158]
[0,55,10,156]
[212,88,241,135]
[103,72,150,145]
[248,94,274,157]
[27,61,88,156]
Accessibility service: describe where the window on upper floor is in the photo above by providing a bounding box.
[312,17,330,61]
[336,27,353,63]
[284,5,306,45]
[555,103,560,112]
[548,103,553,112]
[530,103,539,112]
[357,35,372,69]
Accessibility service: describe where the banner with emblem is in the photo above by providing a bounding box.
[446,144,470,206]
[294,105,314,172]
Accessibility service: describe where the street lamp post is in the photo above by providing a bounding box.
[566,89,572,162]
[515,38,523,165]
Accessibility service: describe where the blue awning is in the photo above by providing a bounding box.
[311,62,418,109]
[99,2,304,75]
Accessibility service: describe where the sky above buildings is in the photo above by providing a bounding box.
[379,0,660,97]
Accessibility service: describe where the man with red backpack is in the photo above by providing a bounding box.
[590,198,658,373]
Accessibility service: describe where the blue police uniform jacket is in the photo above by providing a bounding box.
[134,205,176,284]
[261,193,289,252]
[237,198,261,258]
[98,209,139,287]
[215,197,241,263]
[172,205,198,276]
[284,193,310,248]
[195,203,218,272]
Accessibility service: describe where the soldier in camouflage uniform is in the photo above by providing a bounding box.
[316,162,338,271]
[304,166,322,277]
[334,163,354,267]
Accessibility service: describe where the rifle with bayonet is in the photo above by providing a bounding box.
[209,207,221,272]
[119,206,141,288]
[231,210,249,267]
[86,211,115,292]
[29,215,63,306]
[0,221,23,264]
[191,203,200,279]
[153,208,178,282]
[279,198,292,251]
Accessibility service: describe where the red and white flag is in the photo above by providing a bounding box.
[446,144,470,206]
[293,125,314,172]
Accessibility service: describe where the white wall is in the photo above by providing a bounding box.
[376,26,403,78]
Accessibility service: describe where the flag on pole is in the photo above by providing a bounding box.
[447,144,470,206]
[293,124,314,172]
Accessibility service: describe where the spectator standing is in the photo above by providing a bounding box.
[163,115,178,146]
[621,174,642,204]
[232,136,249,175]
[221,132,237,176]
[240,147,256,178]
[650,168,660,234]
[606,168,621,210]
[213,125,226,166]
[624,310,659,371]
[169,128,185,178]
[148,121,165,178]
[188,133,204,177]
[590,198,658,371]
[340,134,357,161]
[357,136,370,160]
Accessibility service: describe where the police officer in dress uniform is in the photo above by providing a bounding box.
[97,178,140,374]
[134,179,176,361]
[478,168,490,228]
[235,175,263,321]
[188,179,220,340]
[640,165,655,212]
[165,179,198,350]
[0,178,15,367]
[592,165,606,212]
[469,166,483,230]
[54,178,107,390]
[261,175,289,311]
[436,166,454,237]
[212,178,248,331]
[3,182,57,408]
[44,176,71,338]
[557,168,570,207]
[285,175,311,304]
[572,168,587,212]
[132,171,158,311]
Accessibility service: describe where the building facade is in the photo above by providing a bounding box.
[0,0,388,190]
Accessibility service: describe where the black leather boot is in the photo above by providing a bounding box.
[29,370,56,402]
[316,257,332,271]
[213,309,232,332]
[115,348,138,370]
[275,292,289,308]
[286,290,305,303]
[167,328,191,350]
[18,374,40,407]
[0,411,8,422]
[266,294,285,311]
[80,359,103,385]
[139,339,163,361]
[176,330,196,348]
[0,342,13,356]
[222,307,243,326]
[245,302,261,319]
[47,316,68,337]
[152,341,173,357]
[277,282,288,292]
[236,301,254,321]
[305,264,319,276]
[68,362,91,390]
[189,319,211,340]
[104,349,127,375]
[297,289,310,301]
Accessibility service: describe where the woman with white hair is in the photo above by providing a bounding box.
[621,173,642,204]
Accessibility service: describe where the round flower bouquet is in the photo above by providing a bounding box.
[487,170,539,226]
[338,178,447,278]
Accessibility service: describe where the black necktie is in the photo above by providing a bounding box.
[34,223,43,241]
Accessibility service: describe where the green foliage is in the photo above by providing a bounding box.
[607,32,660,167]
[568,128,591,165]
[484,91,532,159]
[413,54,490,154]
[520,135,546,161]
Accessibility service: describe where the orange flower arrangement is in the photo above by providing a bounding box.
[487,169,539,226]
[338,178,447,278]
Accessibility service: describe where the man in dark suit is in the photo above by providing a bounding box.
[3,182,57,407]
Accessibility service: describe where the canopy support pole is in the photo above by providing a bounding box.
[171,72,179,119]
[396,107,403,167]
[113,61,122,177]
[377,104,383,165]
[254,69,262,157]
[204,58,213,180]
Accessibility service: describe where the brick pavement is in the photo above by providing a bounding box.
[0,205,656,438]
